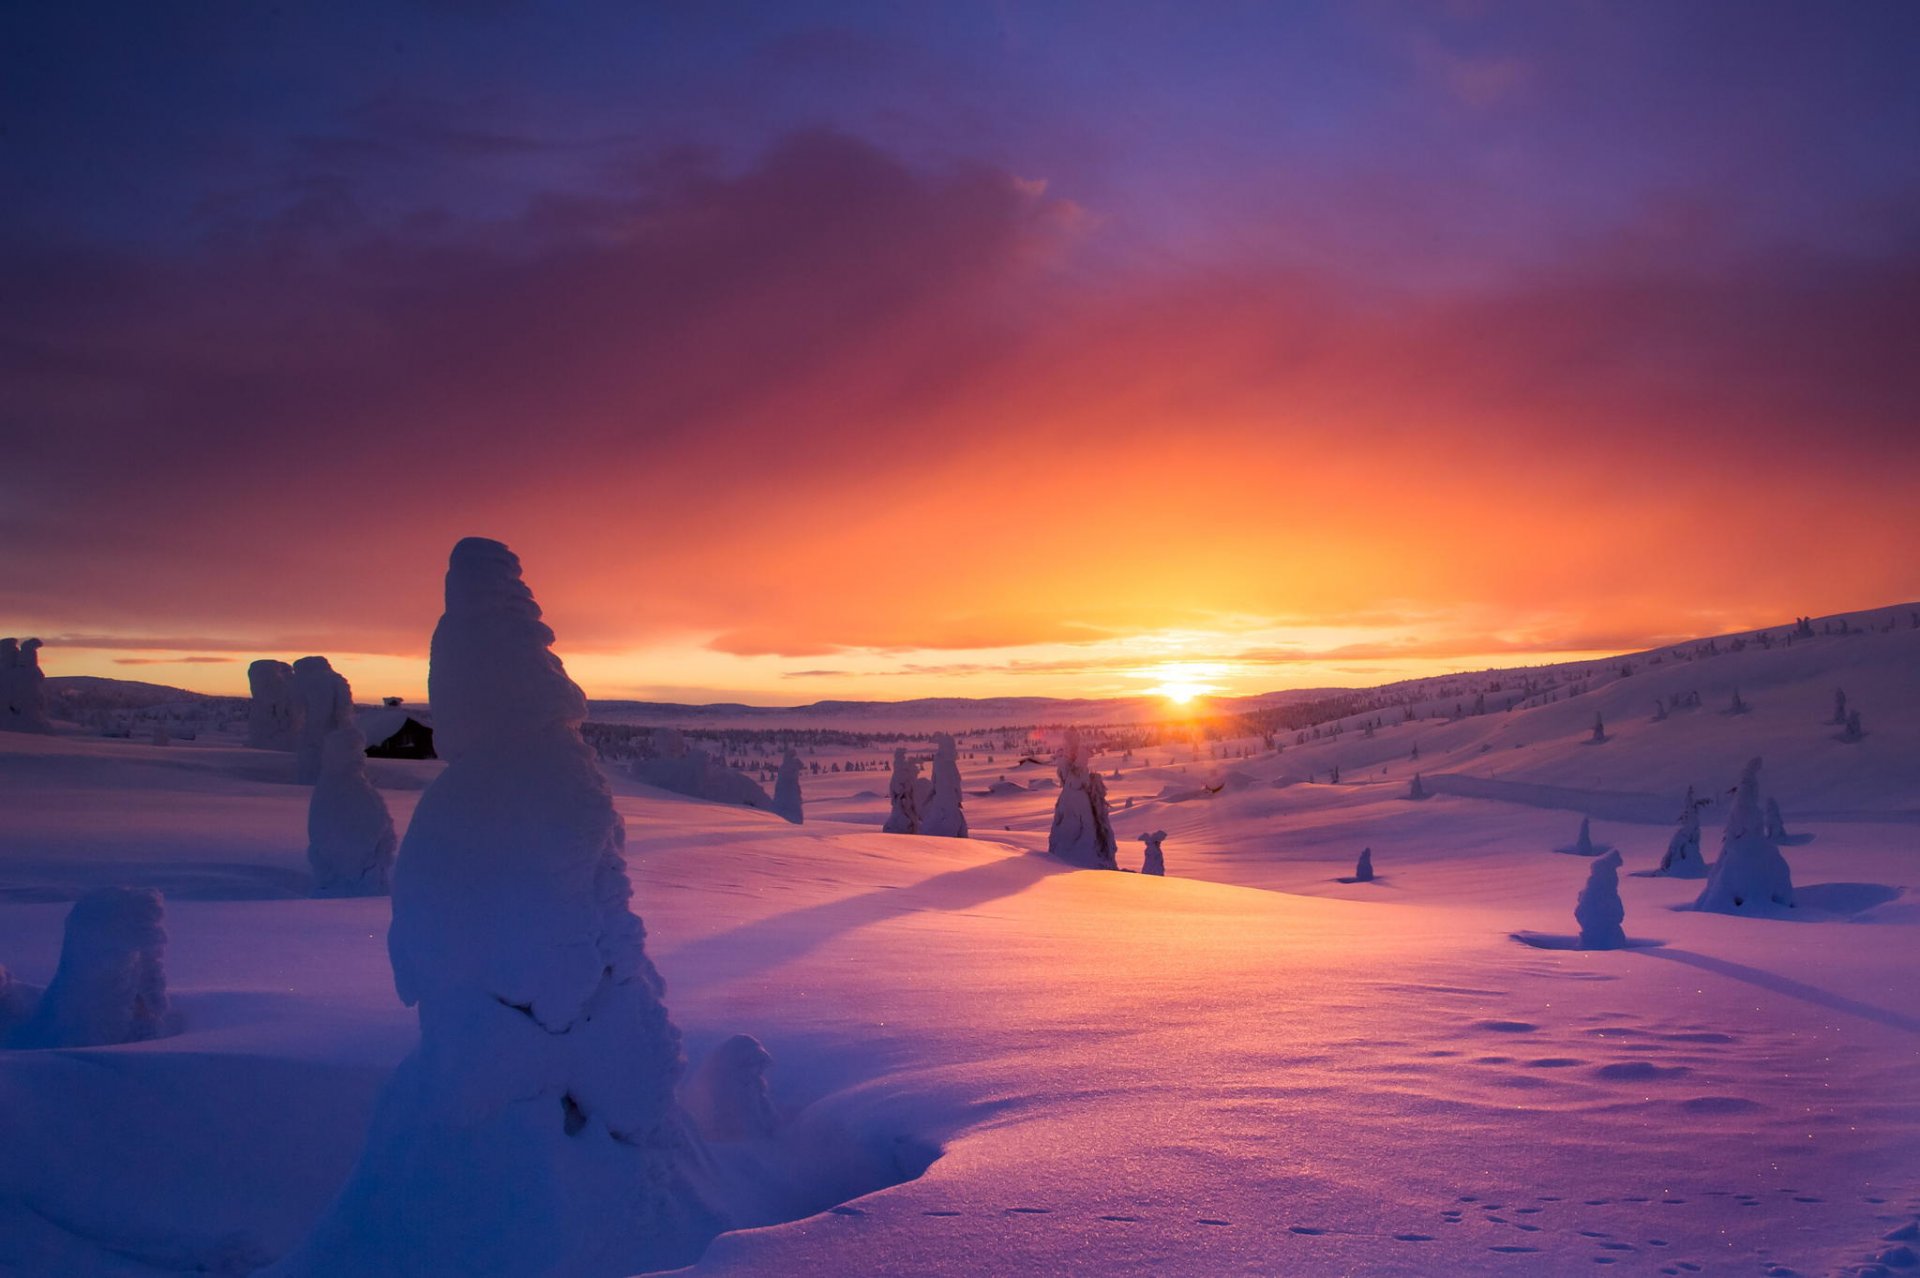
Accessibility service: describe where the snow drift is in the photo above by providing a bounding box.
[5,886,168,1049]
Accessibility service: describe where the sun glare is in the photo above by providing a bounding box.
[1138,660,1227,707]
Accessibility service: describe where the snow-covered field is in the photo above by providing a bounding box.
[2,611,1917,1276]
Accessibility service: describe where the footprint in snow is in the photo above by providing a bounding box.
[1097,1214,1138,1223]
[921,1210,962,1218]
[1475,1020,1538,1033]
[1394,1233,1435,1242]
[1196,1219,1230,1227]
[1004,1206,1050,1214]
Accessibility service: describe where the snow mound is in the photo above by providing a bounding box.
[634,747,774,811]
[1137,830,1166,876]
[683,1034,778,1141]
[6,886,168,1048]
[306,726,397,897]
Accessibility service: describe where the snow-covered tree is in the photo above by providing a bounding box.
[1408,773,1428,801]
[919,733,968,838]
[1694,757,1795,914]
[1354,847,1374,882]
[1048,728,1117,869]
[1591,712,1606,743]
[1137,830,1166,876]
[291,656,353,784]
[1843,709,1864,742]
[1574,850,1626,949]
[247,658,299,750]
[883,748,921,834]
[1655,786,1707,878]
[1832,687,1848,726]
[6,887,167,1048]
[277,537,720,1275]
[1764,796,1788,842]
[307,725,397,897]
[1561,816,1609,858]
[772,748,804,824]
[1,637,54,734]
[682,1034,777,1141]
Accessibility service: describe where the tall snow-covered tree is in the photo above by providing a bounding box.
[919,734,969,838]
[1048,729,1118,869]
[277,538,720,1275]
[883,748,922,834]
[772,748,804,824]
[1694,758,1795,914]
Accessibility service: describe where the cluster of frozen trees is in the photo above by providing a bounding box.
[1,637,52,733]
[880,734,969,837]
[277,538,726,1275]
[1,886,169,1048]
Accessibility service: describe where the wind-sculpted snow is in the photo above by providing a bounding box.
[247,659,299,751]
[1,638,54,734]
[275,538,721,1276]
[6,886,167,1048]
[290,657,352,784]
[306,726,395,897]
[919,734,968,838]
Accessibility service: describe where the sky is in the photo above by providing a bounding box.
[4,1,1918,705]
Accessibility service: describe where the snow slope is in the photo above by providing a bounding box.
[1,609,1916,1277]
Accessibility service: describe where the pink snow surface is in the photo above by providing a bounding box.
[0,611,1916,1275]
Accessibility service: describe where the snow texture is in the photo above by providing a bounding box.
[6,887,167,1048]
[1137,830,1167,876]
[1694,757,1796,914]
[918,734,969,838]
[683,1034,778,1141]
[883,748,921,835]
[1,637,53,734]
[1574,850,1627,949]
[274,537,720,1277]
[247,659,299,751]
[306,726,397,897]
[772,749,804,825]
[1048,728,1118,869]
[290,657,353,784]
[1655,786,1708,878]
